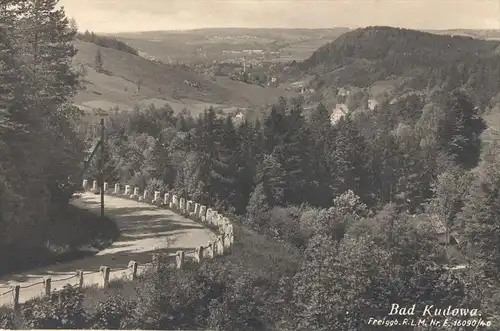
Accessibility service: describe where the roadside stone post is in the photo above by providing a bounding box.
[100,266,110,288]
[224,231,231,249]
[206,208,213,224]
[153,191,160,204]
[76,270,84,288]
[212,239,218,257]
[194,203,200,219]
[92,180,98,191]
[43,277,51,296]
[164,192,170,205]
[103,182,109,192]
[179,198,186,213]
[172,195,179,209]
[200,205,207,222]
[82,179,88,190]
[229,225,234,245]
[13,285,20,313]
[140,190,148,201]
[133,187,139,198]
[176,251,185,269]
[114,183,120,194]
[218,235,225,256]
[207,242,215,259]
[124,185,131,195]
[195,246,204,263]
[151,253,161,273]
[187,200,194,216]
[128,261,138,280]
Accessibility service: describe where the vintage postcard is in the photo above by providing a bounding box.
[0,0,499,330]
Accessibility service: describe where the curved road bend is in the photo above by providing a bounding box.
[0,192,216,307]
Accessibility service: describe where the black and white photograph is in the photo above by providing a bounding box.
[0,0,499,329]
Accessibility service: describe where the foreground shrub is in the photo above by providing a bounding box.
[20,285,87,329]
[88,294,135,329]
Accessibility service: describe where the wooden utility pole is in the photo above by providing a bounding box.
[100,118,105,218]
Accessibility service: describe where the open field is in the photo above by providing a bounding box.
[72,40,293,114]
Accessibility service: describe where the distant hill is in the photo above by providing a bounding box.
[423,29,500,40]
[291,26,500,107]
[106,28,351,64]
[72,40,293,114]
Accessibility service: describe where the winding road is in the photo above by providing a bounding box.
[0,193,216,307]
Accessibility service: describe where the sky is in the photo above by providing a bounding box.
[58,0,500,33]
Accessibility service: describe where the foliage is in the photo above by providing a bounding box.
[0,0,85,266]
[88,294,135,329]
[457,140,500,281]
[20,285,87,329]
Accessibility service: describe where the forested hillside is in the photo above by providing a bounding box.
[295,26,500,108]
[0,0,121,278]
[69,84,500,328]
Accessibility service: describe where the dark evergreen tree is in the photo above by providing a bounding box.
[328,115,370,202]
[211,115,244,212]
[94,47,103,72]
[233,119,261,214]
[437,89,486,170]
[263,104,287,154]
[308,103,335,207]
[273,97,312,205]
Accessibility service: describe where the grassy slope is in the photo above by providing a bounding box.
[72,40,292,115]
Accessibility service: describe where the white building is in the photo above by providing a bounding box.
[330,104,350,125]
[368,99,380,111]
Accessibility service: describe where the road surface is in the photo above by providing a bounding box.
[0,192,216,307]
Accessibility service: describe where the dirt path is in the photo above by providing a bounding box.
[0,193,215,307]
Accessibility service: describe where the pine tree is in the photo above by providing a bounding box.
[369,131,400,206]
[211,114,244,212]
[273,97,312,205]
[0,0,29,114]
[94,47,103,73]
[308,103,334,207]
[192,106,221,204]
[458,141,500,281]
[17,0,81,116]
[233,119,259,213]
[0,0,84,248]
[437,89,486,170]
[253,153,286,207]
[10,0,84,205]
[263,104,287,154]
[328,115,370,202]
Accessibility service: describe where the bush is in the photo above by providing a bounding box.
[88,294,135,329]
[145,178,169,194]
[20,285,88,329]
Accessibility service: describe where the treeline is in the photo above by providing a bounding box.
[300,26,500,108]
[69,84,500,328]
[76,30,139,56]
[83,89,485,216]
[0,1,84,270]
